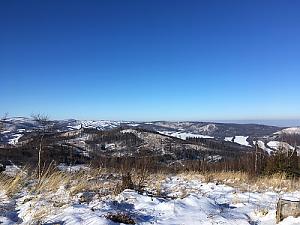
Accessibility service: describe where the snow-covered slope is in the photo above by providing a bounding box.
[276,127,300,135]
[69,120,121,130]
[1,175,300,225]
[254,140,273,154]
[224,136,251,147]
[267,141,294,151]
[234,136,251,146]
[158,131,214,140]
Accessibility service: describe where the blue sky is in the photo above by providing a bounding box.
[1,0,300,121]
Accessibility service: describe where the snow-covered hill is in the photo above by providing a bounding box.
[275,127,300,135]
[1,117,299,155]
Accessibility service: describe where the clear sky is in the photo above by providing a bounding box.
[1,0,300,121]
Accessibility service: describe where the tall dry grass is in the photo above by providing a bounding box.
[177,171,300,192]
[31,166,116,196]
[1,165,299,201]
[0,165,117,198]
[0,170,27,197]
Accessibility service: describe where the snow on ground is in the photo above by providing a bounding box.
[1,175,300,224]
[2,164,22,177]
[225,137,234,142]
[41,177,300,225]
[1,131,10,134]
[0,191,19,225]
[57,163,90,172]
[225,136,251,147]
[275,127,300,135]
[234,136,251,147]
[69,120,121,130]
[197,124,217,133]
[159,131,214,140]
[0,131,24,146]
[282,193,300,202]
[267,141,294,151]
[68,124,82,130]
[121,129,137,134]
[8,134,23,145]
[128,123,140,127]
[206,155,223,162]
[254,141,273,154]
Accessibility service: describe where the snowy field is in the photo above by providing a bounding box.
[1,171,300,225]
[224,136,251,147]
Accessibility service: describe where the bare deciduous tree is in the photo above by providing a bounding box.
[31,113,53,181]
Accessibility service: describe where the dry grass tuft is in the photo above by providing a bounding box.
[249,173,300,192]
[32,170,70,194]
[0,171,27,196]
[31,205,54,223]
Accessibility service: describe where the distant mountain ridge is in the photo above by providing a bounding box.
[1,117,299,148]
[1,117,300,167]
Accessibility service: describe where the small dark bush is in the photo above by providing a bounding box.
[121,172,134,190]
[106,212,135,224]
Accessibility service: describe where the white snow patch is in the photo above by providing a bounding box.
[206,155,223,162]
[267,141,294,151]
[254,140,273,154]
[68,120,121,130]
[1,130,10,134]
[0,191,16,225]
[198,124,217,132]
[128,123,139,127]
[159,131,214,140]
[225,136,251,147]
[3,164,22,177]
[67,124,82,130]
[17,129,25,132]
[282,194,300,202]
[8,134,23,145]
[121,129,136,134]
[225,137,234,142]
[276,127,300,135]
[234,136,251,146]
[57,164,90,172]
